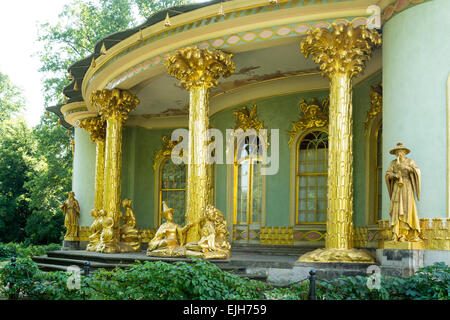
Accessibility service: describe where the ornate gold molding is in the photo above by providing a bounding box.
[233,104,266,131]
[77,116,106,142]
[378,219,450,250]
[301,23,381,79]
[153,135,184,171]
[364,83,382,133]
[288,98,329,146]
[165,46,235,90]
[260,227,293,246]
[90,89,139,121]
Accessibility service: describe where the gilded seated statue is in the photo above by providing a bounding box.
[147,202,191,257]
[185,205,231,259]
[119,199,141,252]
[87,209,106,252]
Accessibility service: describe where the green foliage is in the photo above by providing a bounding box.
[0,258,41,299]
[133,0,190,18]
[0,119,37,243]
[90,258,268,300]
[0,72,24,122]
[0,243,61,261]
[0,258,448,300]
[316,262,450,300]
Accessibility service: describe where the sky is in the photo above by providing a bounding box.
[0,0,208,127]
[0,0,74,127]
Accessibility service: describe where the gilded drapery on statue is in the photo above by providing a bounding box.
[59,191,80,240]
[385,142,422,242]
[147,202,231,259]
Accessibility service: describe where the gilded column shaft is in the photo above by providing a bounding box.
[327,73,354,249]
[90,89,139,253]
[186,86,210,242]
[103,117,123,233]
[94,140,105,211]
[297,23,381,262]
[165,47,235,243]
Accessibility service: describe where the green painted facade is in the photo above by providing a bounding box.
[382,0,450,220]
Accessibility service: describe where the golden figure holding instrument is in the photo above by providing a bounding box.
[120,199,141,252]
[385,142,422,244]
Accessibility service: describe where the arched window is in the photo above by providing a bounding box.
[296,130,328,224]
[233,135,264,242]
[159,159,186,225]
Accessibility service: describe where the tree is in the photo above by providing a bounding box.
[0,118,37,243]
[0,72,25,122]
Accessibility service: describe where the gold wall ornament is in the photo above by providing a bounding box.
[59,191,80,241]
[89,89,139,253]
[364,83,382,133]
[166,46,235,243]
[78,117,106,213]
[288,98,329,146]
[153,135,184,171]
[233,104,265,131]
[297,23,381,264]
[385,142,422,244]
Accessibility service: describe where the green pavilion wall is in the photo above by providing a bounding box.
[382,0,450,220]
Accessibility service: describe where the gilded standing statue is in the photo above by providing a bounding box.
[385,143,422,242]
[59,191,80,240]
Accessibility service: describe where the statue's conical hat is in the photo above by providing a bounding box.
[389,142,410,155]
[161,201,174,218]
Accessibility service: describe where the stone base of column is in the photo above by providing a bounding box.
[297,248,375,263]
[376,248,424,278]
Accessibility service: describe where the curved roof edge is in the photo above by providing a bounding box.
[48,0,221,129]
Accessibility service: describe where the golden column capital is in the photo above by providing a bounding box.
[78,116,106,143]
[301,23,381,79]
[90,89,139,121]
[165,46,235,90]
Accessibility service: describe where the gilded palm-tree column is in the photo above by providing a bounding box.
[90,89,139,253]
[78,116,106,212]
[165,47,235,243]
[297,23,381,263]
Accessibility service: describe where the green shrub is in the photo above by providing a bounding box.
[316,262,450,300]
[0,258,41,299]
[0,242,61,261]
[90,258,268,300]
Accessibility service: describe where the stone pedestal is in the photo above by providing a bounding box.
[376,248,424,278]
[62,240,80,251]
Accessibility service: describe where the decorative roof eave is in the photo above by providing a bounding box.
[49,0,418,130]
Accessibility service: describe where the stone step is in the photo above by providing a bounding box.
[32,256,130,270]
